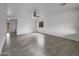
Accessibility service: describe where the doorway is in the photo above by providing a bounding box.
[6,19,17,37]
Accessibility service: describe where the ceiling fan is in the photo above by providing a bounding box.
[60,3,66,6]
[33,9,40,18]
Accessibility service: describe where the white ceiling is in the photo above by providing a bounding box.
[6,3,79,19]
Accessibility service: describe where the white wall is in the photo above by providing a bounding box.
[16,3,47,35]
[16,4,37,35]
[38,8,79,41]
[0,4,6,53]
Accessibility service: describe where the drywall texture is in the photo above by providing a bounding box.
[16,4,36,35]
[38,8,79,41]
[0,4,6,53]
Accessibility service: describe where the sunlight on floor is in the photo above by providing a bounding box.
[33,33,46,56]
[25,33,46,55]
[6,33,11,45]
[36,33,45,47]
[26,33,45,47]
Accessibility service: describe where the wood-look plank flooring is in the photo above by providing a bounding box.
[1,33,79,56]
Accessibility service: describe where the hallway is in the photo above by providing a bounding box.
[1,33,79,56]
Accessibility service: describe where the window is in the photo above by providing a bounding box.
[39,21,44,28]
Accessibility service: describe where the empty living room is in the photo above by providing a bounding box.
[0,1,79,58]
